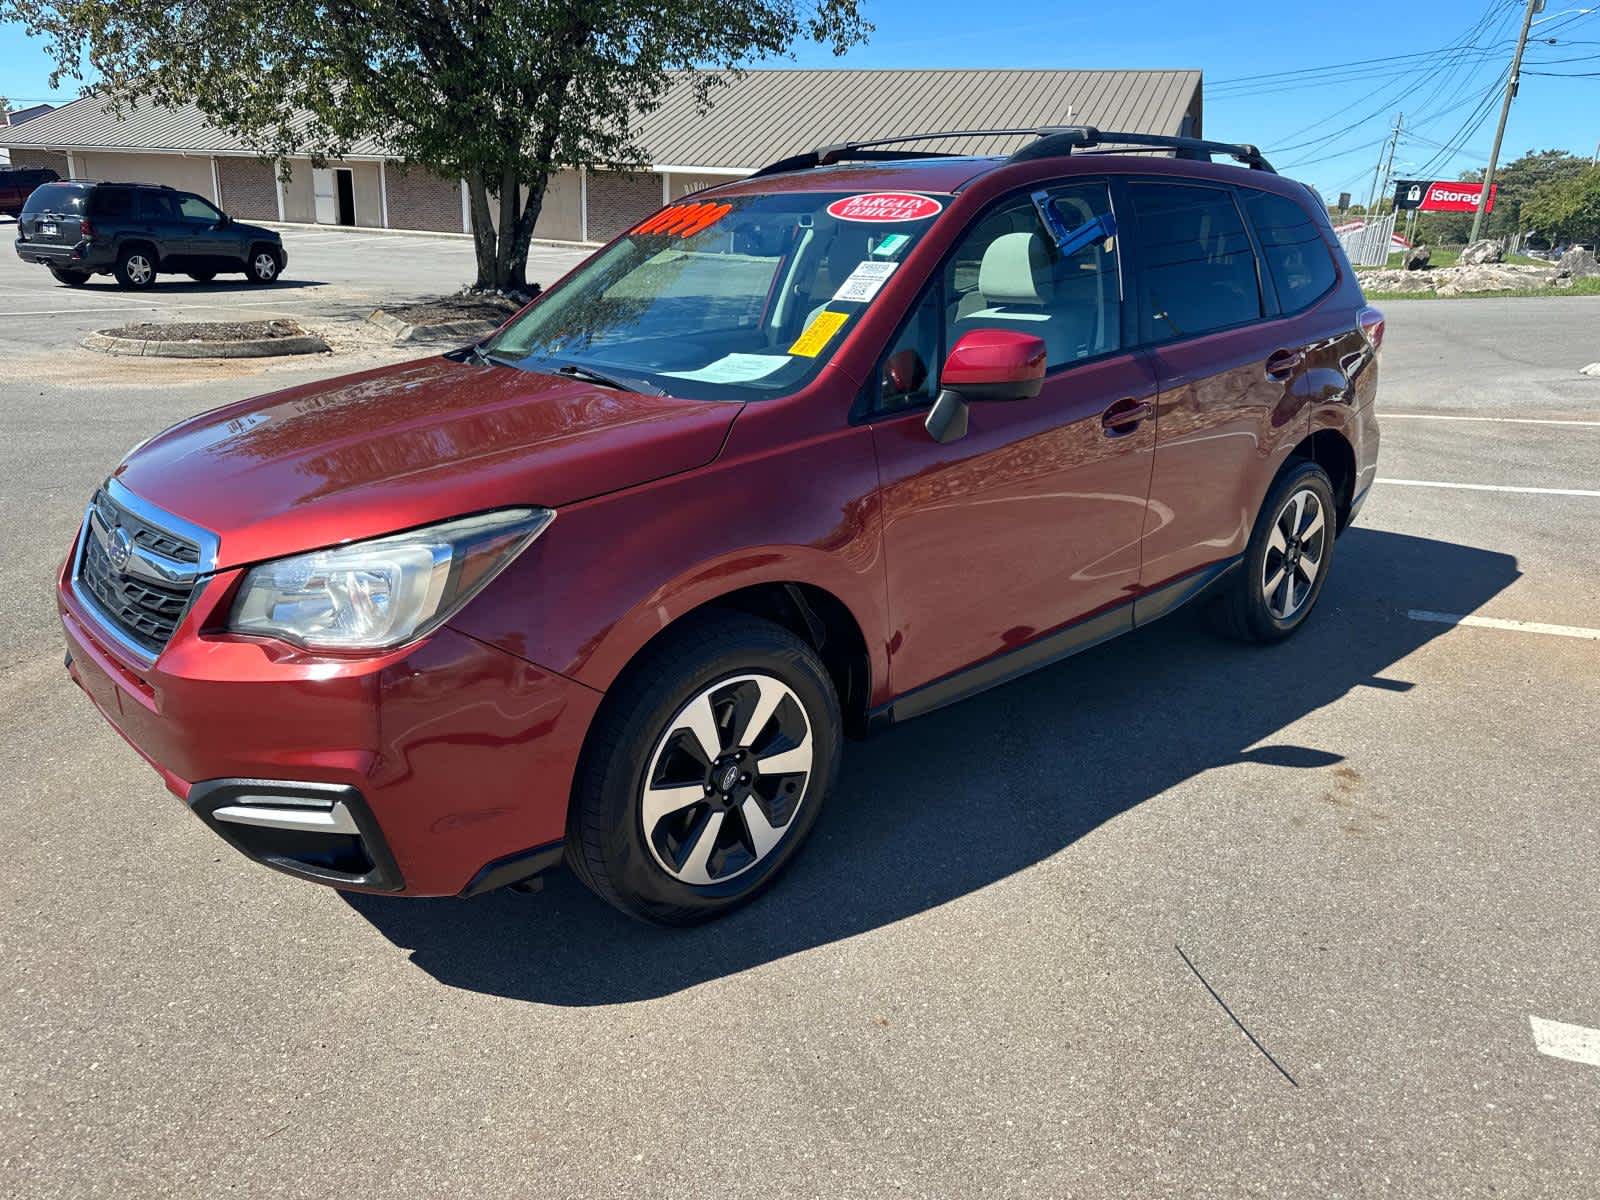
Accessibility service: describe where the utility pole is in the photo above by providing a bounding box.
[1470,0,1542,244]
[1368,113,1403,212]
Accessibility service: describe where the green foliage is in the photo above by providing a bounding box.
[1412,148,1594,244]
[1521,168,1600,246]
[0,0,871,290]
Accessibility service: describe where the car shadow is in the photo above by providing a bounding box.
[343,527,1518,1006]
[52,278,328,293]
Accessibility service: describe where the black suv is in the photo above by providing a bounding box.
[15,180,286,289]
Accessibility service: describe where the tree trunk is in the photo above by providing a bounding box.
[465,170,498,290]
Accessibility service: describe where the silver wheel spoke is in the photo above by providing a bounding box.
[741,798,784,858]
[1302,504,1325,542]
[1268,524,1287,555]
[756,739,811,776]
[642,783,704,829]
[678,810,724,885]
[676,691,723,764]
[1263,564,1286,600]
[739,676,786,749]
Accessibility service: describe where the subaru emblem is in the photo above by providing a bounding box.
[107,526,134,573]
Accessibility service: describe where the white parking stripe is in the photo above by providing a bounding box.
[1530,1016,1600,1068]
[1407,611,1600,640]
[1384,413,1600,428]
[1377,478,1600,498]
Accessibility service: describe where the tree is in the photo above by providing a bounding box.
[1522,168,1600,247]
[1410,148,1591,246]
[2,0,870,292]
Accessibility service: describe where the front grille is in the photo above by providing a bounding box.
[76,490,204,656]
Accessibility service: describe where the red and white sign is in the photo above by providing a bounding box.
[1419,181,1496,214]
[826,193,943,223]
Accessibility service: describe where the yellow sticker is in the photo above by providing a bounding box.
[788,310,849,358]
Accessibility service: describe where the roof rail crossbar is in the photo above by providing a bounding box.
[1009,126,1275,173]
[750,128,1044,178]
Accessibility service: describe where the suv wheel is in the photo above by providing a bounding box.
[1212,459,1337,643]
[567,611,841,925]
[114,247,157,290]
[48,266,90,287]
[246,247,281,284]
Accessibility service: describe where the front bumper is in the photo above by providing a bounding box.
[58,545,603,897]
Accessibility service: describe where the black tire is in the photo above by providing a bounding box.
[245,245,281,284]
[567,610,842,926]
[1211,459,1337,643]
[48,266,90,287]
[187,270,217,282]
[113,246,157,290]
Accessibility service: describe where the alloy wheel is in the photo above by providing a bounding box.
[126,255,153,285]
[641,673,814,886]
[253,252,278,280]
[1262,487,1326,620]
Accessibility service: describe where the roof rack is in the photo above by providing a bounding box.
[750,125,1275,178]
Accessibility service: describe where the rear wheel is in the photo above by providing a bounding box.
[114,247,157,290]
[1211,459,1336,643]
[48,266,90,287]
[567,611,841,925]
[246,247,281,284]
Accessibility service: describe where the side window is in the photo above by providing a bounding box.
[1243,189,1338,313]
[91,188,132,218]
[1130,183,1262,342]
[876,285,942,414]
[178,194,222,222]
[136,192,176,220]
[945,182,1122,369]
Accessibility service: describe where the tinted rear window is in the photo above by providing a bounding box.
[21,182,90,215]
[92,187,134,218]
[1243,189,1338,313]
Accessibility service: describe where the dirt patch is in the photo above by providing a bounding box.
[377,296,521,324]
[104,319,311,342]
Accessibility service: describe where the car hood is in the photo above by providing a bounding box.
[232,220,280,242]
[114,356,742,569]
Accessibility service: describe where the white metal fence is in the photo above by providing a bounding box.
[1335,211,1398,267]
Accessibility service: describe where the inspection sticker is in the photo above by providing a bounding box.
[788,310,850,357]
[826,193,943,223]
[832,260,899,303]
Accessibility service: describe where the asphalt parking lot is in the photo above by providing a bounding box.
[2,223,1598,1197]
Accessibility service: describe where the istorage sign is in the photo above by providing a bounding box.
[1394,179,1498,214]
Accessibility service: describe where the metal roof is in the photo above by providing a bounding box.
[0,69,1201,171]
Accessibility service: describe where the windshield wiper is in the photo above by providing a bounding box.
[555,362,665,396]
[452,341,516,368]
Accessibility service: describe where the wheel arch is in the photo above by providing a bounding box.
[116,238,161,267]
[1288,428,1357,534]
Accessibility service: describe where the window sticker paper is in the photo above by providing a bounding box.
[788,310,850,357]
[831,260,898,303]
[661,353,793,384]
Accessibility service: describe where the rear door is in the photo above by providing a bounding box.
[131,190,187,266]
[19,182,91,246]
[1126,180,1311,593]
[868,180,1160,700]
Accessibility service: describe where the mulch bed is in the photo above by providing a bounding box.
[377,297,522,324]
[105,320,308,341]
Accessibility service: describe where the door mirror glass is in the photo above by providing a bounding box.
[940,329,1047,401]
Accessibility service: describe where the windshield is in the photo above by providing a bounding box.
[22,183,89,216]
[485,190,948,399]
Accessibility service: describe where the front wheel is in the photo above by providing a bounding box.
[567,611,841,925]
[246,247,281,284]
[1211,459,1337,643]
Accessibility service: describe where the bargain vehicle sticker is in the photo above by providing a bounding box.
[788,310,850,357]
[633,201,733,238]
[826,193,943,223]
[831,260,898,303]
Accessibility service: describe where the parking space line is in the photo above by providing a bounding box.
[1406,611,1600,640]
[1377,479,1600,498]
[1384,413,1600,429]
[1530,1016,1600,1068]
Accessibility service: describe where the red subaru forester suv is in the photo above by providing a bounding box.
[59,128,1381,924]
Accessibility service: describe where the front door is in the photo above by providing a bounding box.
[312,168,338,224]
[174,193,236,269]
[868,182,1159,704]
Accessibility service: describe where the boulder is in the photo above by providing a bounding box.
[1457,239,1505,266]
[1557,247,1599,279]
[1403,244,1432,271]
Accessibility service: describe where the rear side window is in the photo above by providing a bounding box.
[136,191,177,220]
[92,188,133,218]
[1129,183,1262,343]
[21,182,89,216]
[1243,189,1338,313]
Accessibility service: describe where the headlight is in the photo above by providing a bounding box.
[229,508,553,650]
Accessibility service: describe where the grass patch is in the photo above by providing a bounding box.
[1365,276,1600,301]
[1358,247,1544,271]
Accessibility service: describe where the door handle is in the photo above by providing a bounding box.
[1101,397,1153,436]
[1265,348,1305,382]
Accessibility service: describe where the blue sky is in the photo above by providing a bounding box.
[4,0,1598,197]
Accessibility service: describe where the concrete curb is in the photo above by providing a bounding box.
[368,309,501,343]
[83,330,331,358]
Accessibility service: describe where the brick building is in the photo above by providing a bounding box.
[0,70,1202,245]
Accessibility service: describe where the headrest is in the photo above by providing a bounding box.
[978,232,1052,307]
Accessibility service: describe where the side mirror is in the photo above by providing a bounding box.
[925,329,1048,444]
